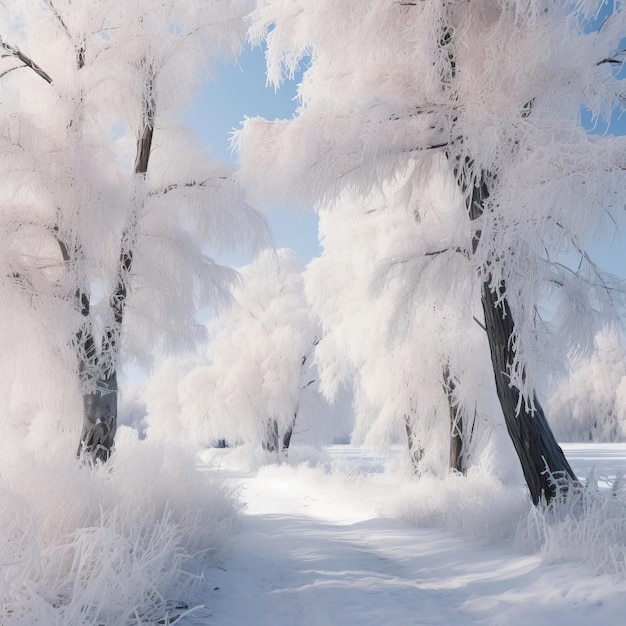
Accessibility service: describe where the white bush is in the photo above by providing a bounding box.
[0,433,238,625]
[548,329,626,442]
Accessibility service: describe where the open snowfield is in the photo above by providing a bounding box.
[197,443,626,626]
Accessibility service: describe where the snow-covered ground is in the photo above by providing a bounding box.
[198,443,626,626]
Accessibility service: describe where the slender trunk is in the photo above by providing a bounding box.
[404,414,424,475]
[468,171,577,504]
[282,414,295,453]
[278,338,319,457]
[438,23,574,503]
[443,366,465,474]
[480,279,577,504]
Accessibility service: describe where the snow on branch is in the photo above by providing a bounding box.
[0,39,53,83]
[152,176,230,197]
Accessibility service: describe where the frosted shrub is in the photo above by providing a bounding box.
[548,329,626,442]
[384,464,529,544]
[145,248,342,453]
[0,435,238,624]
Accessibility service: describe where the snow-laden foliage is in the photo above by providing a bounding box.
[237,0,626,405]
[145,248,340,450]
[548,329,626,442]
[0,430,238,625]
[305,156,515,474]
[0,0,267,442]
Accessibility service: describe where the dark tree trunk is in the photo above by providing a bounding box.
[404,414,424,475]
[480,279,577,504]
[262,419,280,454]
[262,416,294,456]
[437,25,574,503]
[466,170,577,504]
[443,367,465,474]
[276,338,319,457]
[77,373,117,462]
[282,415,295,453]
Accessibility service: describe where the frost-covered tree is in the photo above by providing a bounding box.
[0,0,266,461]
[237,1,626,503]
[306,158,503,476]
[549,329,626,443]
[145,248,322,455]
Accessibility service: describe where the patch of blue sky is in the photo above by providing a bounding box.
[185,43,320,266]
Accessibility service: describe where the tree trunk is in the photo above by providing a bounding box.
[282,414,295,454]
[262,416,295,456]
[77,372,117,463]
[466,169,577,504]
[262,419,280,453]
[443,367,465,474]
[277,338,319,457]
[404,414,424,475]
[480,279,577,504]
[76,63,155,463]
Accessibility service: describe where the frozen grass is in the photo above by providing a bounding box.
[517,473,626,578]
[0,429,239,625]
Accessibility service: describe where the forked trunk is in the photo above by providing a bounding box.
[76,63,155,463]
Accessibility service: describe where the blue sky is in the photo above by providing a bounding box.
[185,45,321,266]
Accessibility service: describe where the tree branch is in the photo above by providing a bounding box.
[0,41,53,83]
[597,50,626,66]
[43,0,72,41]
[151,176,230,197]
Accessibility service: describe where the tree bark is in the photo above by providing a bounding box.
[282,417,294,453]
[480,278,577,504]
[443,366,465,474]
[261,417,294,456]
[77,372,117,462]
[404,414,424,475]
[76,63,155,462]
[262,419,280,453]
[468,170,577,504]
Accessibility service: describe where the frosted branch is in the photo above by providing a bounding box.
[153,177,230,197]
[597,50,626,66]
[0,41,52,83]
[43,0,72,42]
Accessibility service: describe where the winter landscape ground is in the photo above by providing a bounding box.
[195,443,626,626]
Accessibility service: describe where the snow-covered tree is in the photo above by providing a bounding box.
[0,0,267,461]
[549,329,626,443]
[145,248,323,455]
[306,157,504,476]
[236,0,626,503]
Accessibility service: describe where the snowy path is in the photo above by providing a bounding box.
[201,446,626,626]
